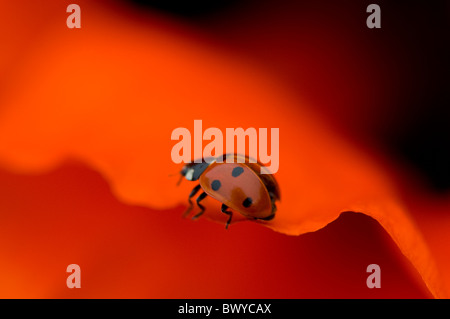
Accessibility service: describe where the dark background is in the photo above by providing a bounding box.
[126,0,449,192]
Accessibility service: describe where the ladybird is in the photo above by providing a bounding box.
[179,154,280,229]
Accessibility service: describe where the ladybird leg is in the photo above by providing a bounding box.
[221,204,233,229]
[183,184,201,217]
[192,191,208,220]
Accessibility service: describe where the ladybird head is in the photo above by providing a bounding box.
[180,161,211,181]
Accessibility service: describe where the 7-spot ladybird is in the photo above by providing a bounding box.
[179,154,280,229]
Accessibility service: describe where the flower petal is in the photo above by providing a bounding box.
[0,1,446,298]
[0,162,432,298]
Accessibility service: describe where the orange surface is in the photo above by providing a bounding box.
[0,162,433,298]
[0,1,449,298]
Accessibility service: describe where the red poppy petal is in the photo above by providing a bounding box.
[0,162,432,298]
[0,0,446,298]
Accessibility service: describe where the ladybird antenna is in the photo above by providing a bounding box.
[168,171,184,186]
[176,174,183,186]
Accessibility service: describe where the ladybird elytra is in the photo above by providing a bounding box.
[179,154,280,229]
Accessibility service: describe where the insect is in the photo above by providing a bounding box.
[179,154,280,229]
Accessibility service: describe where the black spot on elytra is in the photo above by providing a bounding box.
[211,180,221,191]
[232,167,244,177]
[242,197,253,208]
